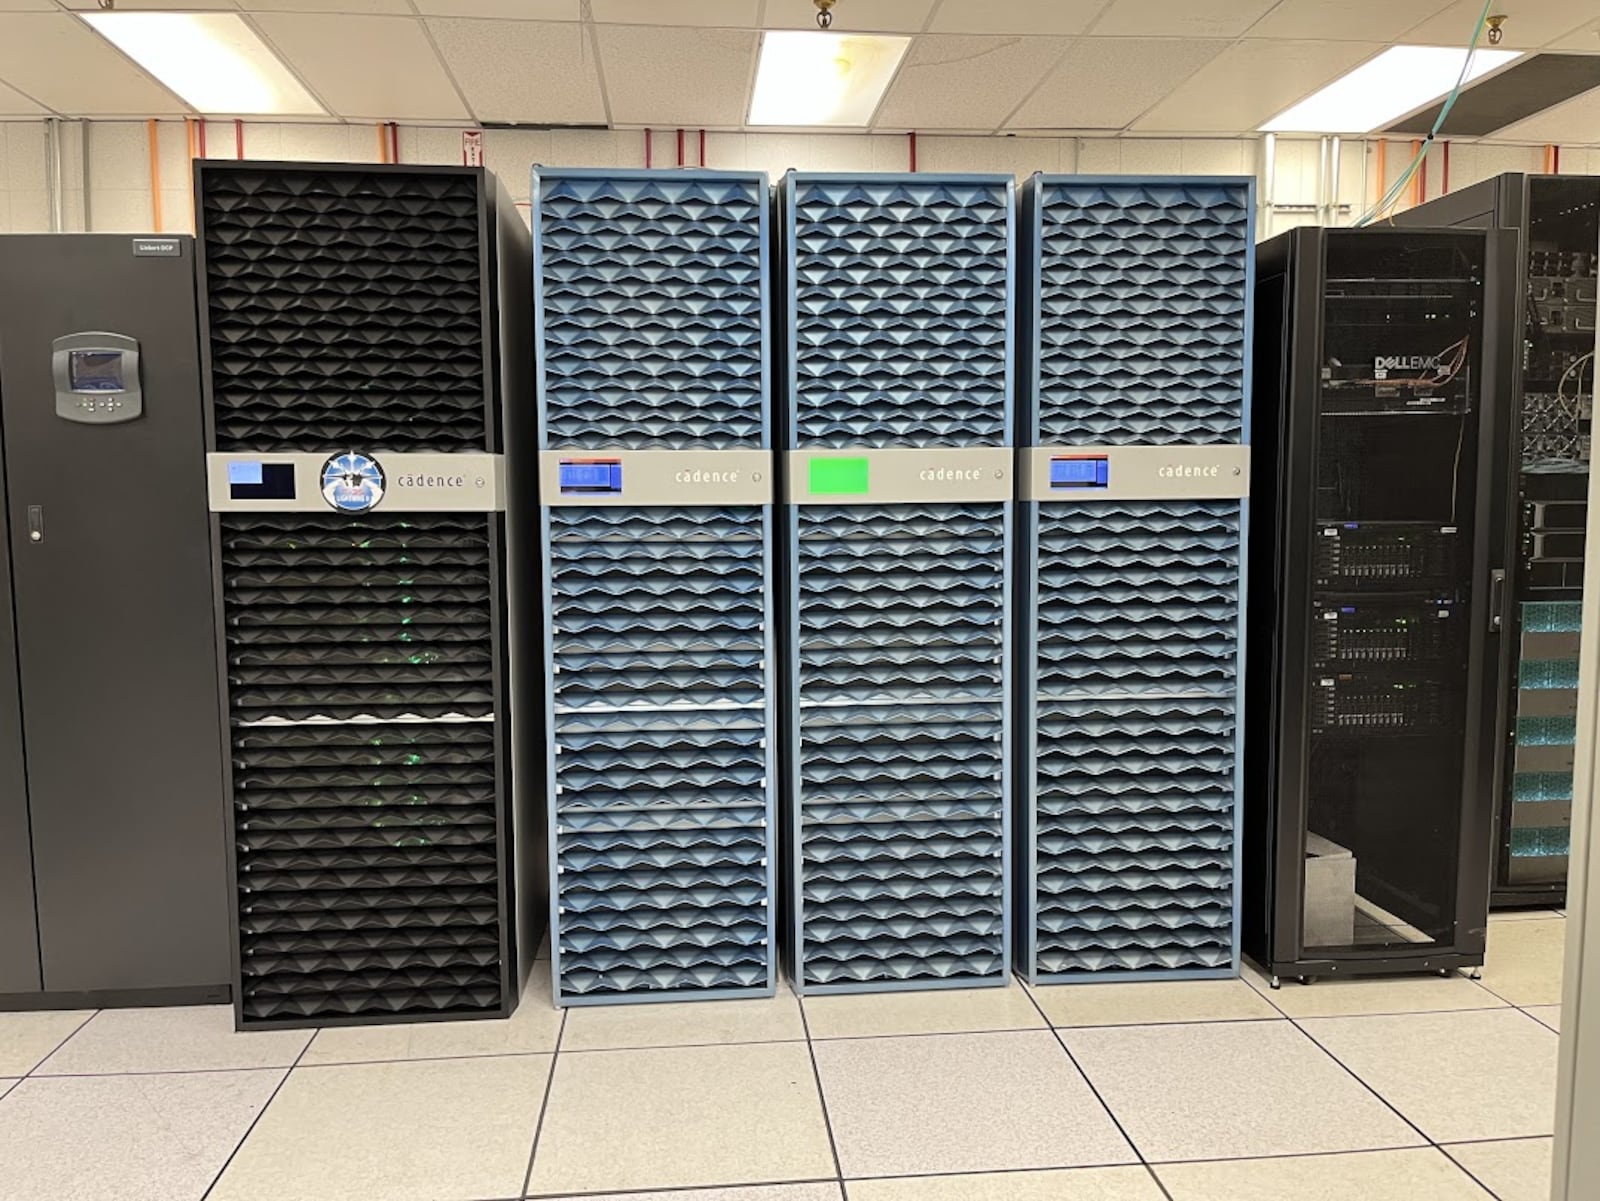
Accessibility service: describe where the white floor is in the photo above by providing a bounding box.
[0,910,1568,1201]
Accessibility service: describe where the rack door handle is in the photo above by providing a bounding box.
[1489,568,1506,632]
[26,505,42,544]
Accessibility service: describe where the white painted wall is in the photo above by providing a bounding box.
[0,119,1593,238]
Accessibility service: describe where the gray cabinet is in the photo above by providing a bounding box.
[0,235,229,1006]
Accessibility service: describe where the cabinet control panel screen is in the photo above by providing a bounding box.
[67,351,126,393]
[559,459,623,494]
[227,461,297,501]
[1050,455,1110,489]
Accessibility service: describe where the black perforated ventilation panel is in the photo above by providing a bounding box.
[201,166,488,452]
[198,163,509,1026]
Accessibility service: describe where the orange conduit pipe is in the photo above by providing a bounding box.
[234,119,243,159]
[1374,140,1386,208]
[700,129,706,167]
[148,119,163,233]
[377,124,389,163]
[185,118,197,230]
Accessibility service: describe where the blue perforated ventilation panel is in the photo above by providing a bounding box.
[533,169,778,1004]
[782,173,1014,994]
[1021,176,1252,982]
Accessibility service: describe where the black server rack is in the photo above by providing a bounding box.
[779,172,1015,995]
[531,167,778,1006]
[0,235,230,1008]
[196,161,534,1027]
[1245,226,1511,983]
[1399,174,1600,907]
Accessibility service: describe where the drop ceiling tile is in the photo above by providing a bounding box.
[765,0,934,32]
[1133,38,1381,133]
[426,18,606,124]
[875,34,1070,131]
[413,0,577,17]
[59,0,237,8]
[1402,0,1598,48]
[1007,38,1226,130]
[929,0,1104,36]
[1493,81,1600,142]
[1093,0,1280,39]
[253,14,467,119]
[594,0,757,25]
[1247,0,1455,42]
[1548,17,1600,51]
[596,24,757,126]
[0,79,46,115]
[247,0,412,13]
[0,0,62,10]
[0,13,188,115]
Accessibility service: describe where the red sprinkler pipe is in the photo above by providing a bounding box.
[645,128,653,167]
[700,129,707,167]
[909,131,917,172]
[234,119,244,159]
[1442,140,1451,194]
[677,128,685,167]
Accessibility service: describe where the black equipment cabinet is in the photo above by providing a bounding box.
[1398,174,1600,908]
[194,161,536,1028]
[1245,226,1514,983]
[0,234,230,1007]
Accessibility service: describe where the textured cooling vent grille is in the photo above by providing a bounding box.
[538,174,765,449]
[223,514,503,1021]
[1035,181,1248,445]
[200,168,486,452]
[790,177,1009,448]
[548,506,771,996]
[1032,502,1238,974]
[794,503,1008,988]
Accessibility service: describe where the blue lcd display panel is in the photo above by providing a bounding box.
[227,461,297,501]
[1050,455,1110,489]
[559,459,623,494]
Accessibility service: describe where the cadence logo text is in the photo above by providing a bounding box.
[920,467,982,481]
[1159,464,1221,479]
[676,469,740,484]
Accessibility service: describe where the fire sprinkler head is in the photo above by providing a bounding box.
[815,0,836,29]
[1486,15,1507,46]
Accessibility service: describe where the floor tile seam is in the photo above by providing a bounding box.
[296,1047,563,1070]
[28,1063,306,1079]
[198,1027,314,1201]
[17,1009,98,1080]
[1272,1001,1519,1024]
[525,1177,843,1199]
[1286,1017,1441,1150]
[797,992,849,1186]
[558,1036,812,1056]
[520,1007,569,1200]
[1438,1144,1513,1201]
[1439,1133,1556,1149]
[1019,976,1154,1171]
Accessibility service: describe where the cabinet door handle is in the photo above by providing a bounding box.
[26,505,42,544]
[1489,568,1506,632]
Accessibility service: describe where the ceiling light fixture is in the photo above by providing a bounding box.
[1260,44,1521,134]
[749,30,909,127]
[79,12,323,116]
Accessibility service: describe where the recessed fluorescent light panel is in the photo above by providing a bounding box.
[749,31,910,127]
[1261,45,1522,133]
[81,13,323,116]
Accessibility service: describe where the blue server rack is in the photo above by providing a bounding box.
[532,168,779,1006]
[781,173,1015,995]
[1018,175,1254,983]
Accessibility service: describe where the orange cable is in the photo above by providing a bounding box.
[148,119,162,233]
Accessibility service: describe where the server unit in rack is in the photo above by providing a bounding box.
[1017,176,1254,984]
[1398,174,1600,907]
[197,161,533,1028]
[0,236,229,1008]
[532,168,778,1006]
[780,172,1015,995]
[1244,226,1510,983]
